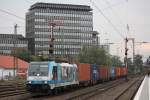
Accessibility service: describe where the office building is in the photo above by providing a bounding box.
[0,34,28,54]
[26,3,97,57]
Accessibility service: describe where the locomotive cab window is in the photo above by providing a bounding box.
[28,64,48,76]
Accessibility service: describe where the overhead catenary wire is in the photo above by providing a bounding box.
[0,26,25,28]
[102,1,126,11]
[24,0,33,4]
[102,0,127,36]
[90,0,125,39]
[0,8,25,20]
[0,8,25,36]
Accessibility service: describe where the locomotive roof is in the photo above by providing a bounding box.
[30,61,49,64]
[29,61,77,67]
[60,63,74,67]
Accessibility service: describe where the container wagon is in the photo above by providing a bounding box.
[77,63,91,86]
[90,64,99,85]
[99,66,109,82]
[115,67,121,78]
[109,67,116,80]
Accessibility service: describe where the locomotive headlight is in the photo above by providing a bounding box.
[44,81,47,84]
[29,81,31,84]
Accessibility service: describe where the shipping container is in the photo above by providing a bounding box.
[107,67,111,79]
[109,67,116,79]
[99,66,109,81]
[115,67,121,78]
[90,64,99,84]
[117,67,127,77]
[123,67,127,76]
[77,63,91,85]
[115,67,118,78]
[120,67,124,77]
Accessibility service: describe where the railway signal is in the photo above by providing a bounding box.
[125,37,128,80]
[48,21,56,60]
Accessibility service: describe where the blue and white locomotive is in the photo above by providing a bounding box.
[26,61,79,93]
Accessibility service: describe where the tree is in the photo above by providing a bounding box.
[127,58,133,66]
[111,56,122,66]
[124,57,133,74]
[11,48,30,62]
[77,45,89,63]
[146,56,150,65]
[30,55,41,61]
[133,54,143,74]
[77,45,111,65]
[30,55,50,61]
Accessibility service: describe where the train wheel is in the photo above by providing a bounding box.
[60,87,64,92]
[48,90,52,95]
[58,88,62,93]
[52,88,58,95]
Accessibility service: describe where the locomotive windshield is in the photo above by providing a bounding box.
[28,64,48,76]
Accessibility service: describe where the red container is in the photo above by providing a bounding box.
[123,67,127,76]
[115,67,121,77]
[77,63,91,82]
[99,66,109,80]
[119,67,127,77]
[120,67,124,76]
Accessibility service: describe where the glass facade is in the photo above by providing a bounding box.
[26,3,96,57]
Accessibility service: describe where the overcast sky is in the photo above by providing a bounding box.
[0,0,150,61]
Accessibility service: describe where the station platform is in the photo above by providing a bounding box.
[134,75,150,100]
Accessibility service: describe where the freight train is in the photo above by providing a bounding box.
[26,61,127,94]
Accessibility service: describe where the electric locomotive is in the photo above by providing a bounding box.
[26,61,79,93]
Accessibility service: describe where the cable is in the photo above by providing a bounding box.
[0,25,25,28]
[90,0,125,39]
[24,0,33,4]
[102,1,126,11]
[0,9,25,20]
[102,0,128,36]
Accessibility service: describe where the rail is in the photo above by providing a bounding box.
[0,83,29,98]
[114,76,143,100]
[66,79,126,100]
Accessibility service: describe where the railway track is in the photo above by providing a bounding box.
[114,76,143,100]
[23,77,143,100]
[66,78,126,100]
[0,82,29,98]
[27,78,127,100]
